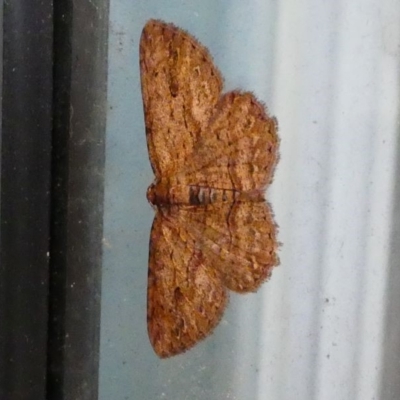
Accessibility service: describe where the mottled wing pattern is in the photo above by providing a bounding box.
[147,210,227,358]
[140,20,223,178]
[176,91,279,191]
[141,20,280,358]
[176,202,278,293]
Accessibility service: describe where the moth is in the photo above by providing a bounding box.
[140,19,280,358]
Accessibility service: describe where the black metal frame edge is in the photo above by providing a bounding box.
[0,1,109,399]
[47,1,109,399]
[0,1,53,399]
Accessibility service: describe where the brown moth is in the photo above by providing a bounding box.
[140,19,280,358]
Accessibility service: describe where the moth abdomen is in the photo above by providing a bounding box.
[148,180,250,206]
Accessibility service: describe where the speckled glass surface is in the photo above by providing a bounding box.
[99,1,400,399]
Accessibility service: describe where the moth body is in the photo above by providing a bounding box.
[147,180,264,206]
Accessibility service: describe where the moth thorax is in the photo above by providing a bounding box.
[147,181,187,205]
